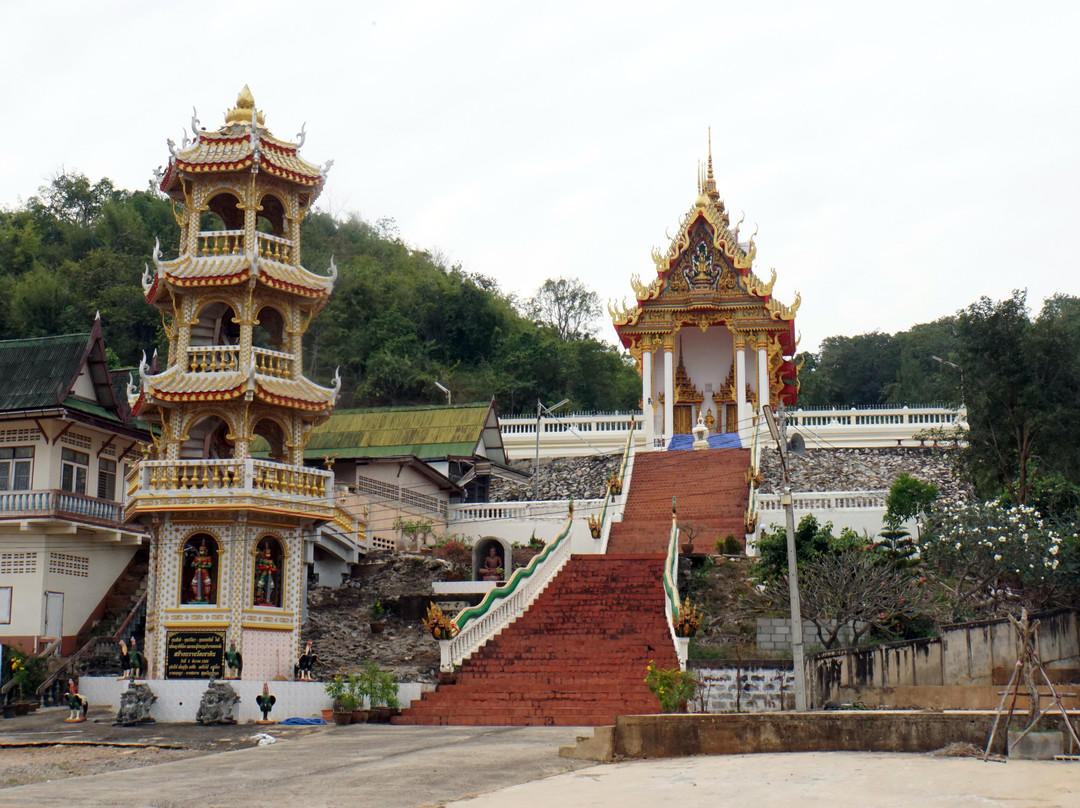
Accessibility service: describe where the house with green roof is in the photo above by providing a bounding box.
[0,317,150,655]
[296,400,526,558]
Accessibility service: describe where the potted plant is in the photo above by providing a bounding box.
[369,598,387,634]
[324,674,365,725]
[358,661,400,722]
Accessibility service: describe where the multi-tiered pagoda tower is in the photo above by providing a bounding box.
[127,87,339,680]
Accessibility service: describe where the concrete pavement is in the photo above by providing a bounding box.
[0,717,1076,808]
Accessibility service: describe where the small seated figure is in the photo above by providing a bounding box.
[64,678,88,723]
[256,682,276,724]
[223,641,243,679]
[480,545,503,582]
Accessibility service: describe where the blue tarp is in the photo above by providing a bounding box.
[666,433,742,450]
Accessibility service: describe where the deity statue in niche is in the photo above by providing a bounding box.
[480,544,503,582]
[182,535,217,605]
[254,540,281,606]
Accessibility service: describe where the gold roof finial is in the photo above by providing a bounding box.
[703,127,720,202]
[225,85,265,126]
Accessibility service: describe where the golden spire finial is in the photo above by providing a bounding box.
[704,127,720,202]
[225,85,265,126]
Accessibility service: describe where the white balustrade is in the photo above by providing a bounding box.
[500,406,966,456]
[441,513,575,670]
[134,459,333,502]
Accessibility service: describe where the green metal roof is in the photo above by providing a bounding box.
[0,332,91,411]
[303,403,495,460]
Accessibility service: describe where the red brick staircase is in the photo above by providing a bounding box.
[395,448,751,726]
[608,449,750,554]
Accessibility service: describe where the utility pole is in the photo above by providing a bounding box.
[763,403,808,711]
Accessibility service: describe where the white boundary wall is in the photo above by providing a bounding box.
[79,676,432,722]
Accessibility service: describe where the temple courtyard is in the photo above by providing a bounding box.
[0,708,1073,807]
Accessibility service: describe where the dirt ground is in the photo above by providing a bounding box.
[0,706,328,790]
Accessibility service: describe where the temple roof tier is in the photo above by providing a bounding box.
[160,88,324,195]
[133,365,337,415]
[144,252,334,305]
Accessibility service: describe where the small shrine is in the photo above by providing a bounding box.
[126,87,340,680]
[611,140,800,447]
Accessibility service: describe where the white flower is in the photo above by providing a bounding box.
[994,554,1002,561]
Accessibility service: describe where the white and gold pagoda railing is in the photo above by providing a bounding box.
[184,345,295,378]
[126,458,335,520]
[439,505,575,671]
[192,230,297,264]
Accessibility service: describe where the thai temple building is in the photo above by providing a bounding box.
[125,87,350,680]
[611,145,800,447]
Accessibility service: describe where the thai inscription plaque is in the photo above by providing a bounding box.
[164,630,225,679]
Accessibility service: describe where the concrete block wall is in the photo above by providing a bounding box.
[689,661,795,713]
[756,618,862,653]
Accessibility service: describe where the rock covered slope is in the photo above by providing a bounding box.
[758,446,968,501]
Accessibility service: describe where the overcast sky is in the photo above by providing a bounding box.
[3,1,1078,352]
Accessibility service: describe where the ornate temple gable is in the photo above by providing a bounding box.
[611,141,800,355]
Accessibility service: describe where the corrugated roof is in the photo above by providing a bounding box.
[0,332,89,411]
[303,403,493,460]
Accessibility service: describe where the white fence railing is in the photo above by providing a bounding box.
[756,491,888,513]
[499,406,966,456]
[448,500,598,523]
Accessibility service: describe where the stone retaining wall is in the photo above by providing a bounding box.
[490,455,619,502]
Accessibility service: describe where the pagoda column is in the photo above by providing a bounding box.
[663,337,675,445]
[757,337,770,412]
[735,336,747,435]
[641,346,655,447]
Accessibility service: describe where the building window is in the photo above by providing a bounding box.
[98,458,117,500]
[61,448,88,494]
[0,587,11,624]
[0,446,33,491]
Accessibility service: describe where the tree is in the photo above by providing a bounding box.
[768,549,930,648]
[753,514,864,581]
[883,473,939,534]
[954,290,1080,504]
[525,277,601,340]
[919,500,1073,618]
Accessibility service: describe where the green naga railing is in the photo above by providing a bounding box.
[440,503,576,670]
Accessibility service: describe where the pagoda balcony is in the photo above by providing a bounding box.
[184,345,294,377]
[125,458,334,522]
[0,488,145,534]
[192,230,297,264]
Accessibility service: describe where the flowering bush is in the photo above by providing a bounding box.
[422,603,459,640]
[435,535,472,575]
[919,500,1075,616]
[673,598,704,637]
[644,661,697,713]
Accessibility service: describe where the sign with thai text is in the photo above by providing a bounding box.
[164,630,225,679]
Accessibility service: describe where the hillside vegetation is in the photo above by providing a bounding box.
[0,172,639,413]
